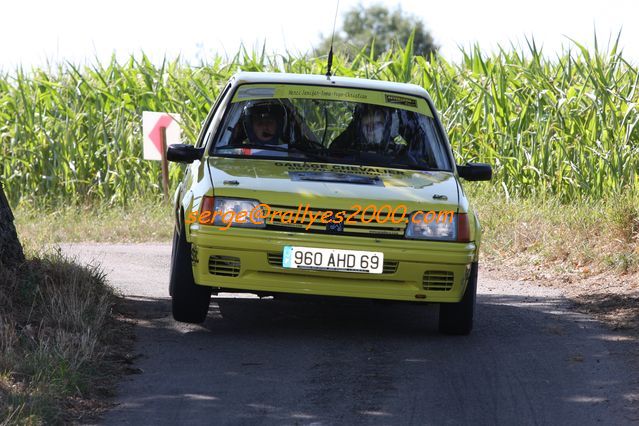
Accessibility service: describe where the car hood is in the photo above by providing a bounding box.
[207,157,459,210]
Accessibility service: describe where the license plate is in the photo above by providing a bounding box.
[282,246,384,274]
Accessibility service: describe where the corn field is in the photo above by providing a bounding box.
[0,39,638,205]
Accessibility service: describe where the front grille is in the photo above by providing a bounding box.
[208,255,240,277]
[263,204,406,238]
[422,270,454,291]
[267,252,398,274]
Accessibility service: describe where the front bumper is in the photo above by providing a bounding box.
[189,225,476,303]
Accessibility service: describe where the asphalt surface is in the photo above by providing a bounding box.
[60,243,639,426]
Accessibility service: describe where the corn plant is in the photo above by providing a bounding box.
[0,38,637,206]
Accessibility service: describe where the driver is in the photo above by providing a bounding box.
[241,100,287,145]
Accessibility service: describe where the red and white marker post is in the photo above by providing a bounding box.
[142,112,182,199]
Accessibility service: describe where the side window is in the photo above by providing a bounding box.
[214,103,244,148]
[196,83,232,148]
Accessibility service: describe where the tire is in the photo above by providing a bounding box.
[438,262,477,335]
[170,218,212,323]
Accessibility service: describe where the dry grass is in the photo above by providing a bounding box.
[0,252,133,425]
[468,185,639,274]
[469,185,639,333]
[13,197,174,251]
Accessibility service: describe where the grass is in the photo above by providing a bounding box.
[0,253,130,424]
[475,190,638,274]
[465,186,639,333]
[13,196,174,251]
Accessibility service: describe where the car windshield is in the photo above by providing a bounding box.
[211,84,452,171]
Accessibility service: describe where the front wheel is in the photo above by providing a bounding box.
[438,262,477,335]
[170,220,211,323]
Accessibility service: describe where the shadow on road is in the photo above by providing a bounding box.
[105,294,639,425]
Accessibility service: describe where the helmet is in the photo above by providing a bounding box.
[354,104,394,149]
[242,100,287,145]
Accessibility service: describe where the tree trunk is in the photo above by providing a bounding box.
[0,180,24,268]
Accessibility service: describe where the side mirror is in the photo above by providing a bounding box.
[167,144,204,164]
[457,162,492,181]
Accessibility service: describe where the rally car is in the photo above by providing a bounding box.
[167,72,491,334]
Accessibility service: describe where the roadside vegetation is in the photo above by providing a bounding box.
[0,253,131,424]
[14,196,174,251]
[467,185,638,331]
[466,186,638,274]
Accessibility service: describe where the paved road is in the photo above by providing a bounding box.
[60,243,639,426]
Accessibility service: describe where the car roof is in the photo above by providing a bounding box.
[231,72,434,104]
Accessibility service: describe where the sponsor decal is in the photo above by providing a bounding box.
[274,161,407,176]
[384,94,418,108]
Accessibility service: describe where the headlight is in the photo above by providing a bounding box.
[405,211,469,242]
[197,196,266,228]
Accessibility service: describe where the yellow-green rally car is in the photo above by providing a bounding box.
[167,72,492,334]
